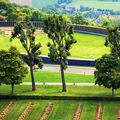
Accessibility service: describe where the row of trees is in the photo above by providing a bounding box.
[0,6,120,96]
[0,15,76,95]
[43,16,120,96]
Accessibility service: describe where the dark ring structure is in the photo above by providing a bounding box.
[0,21,108,67]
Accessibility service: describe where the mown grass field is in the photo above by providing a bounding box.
[67,0,120,11]
[23,71,95,83]
[0,32,109,59]
[0,100,119,120]
[1,85,120,97]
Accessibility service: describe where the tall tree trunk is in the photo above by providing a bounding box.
[60,65,67,92]
[11,83,14,96]
[30,65,36,91]
[112,87,114,97]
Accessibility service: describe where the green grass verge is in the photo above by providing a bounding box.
[0,100,119,120]
[0,32,109,59]
[23,71,95,83]
[0,85,120,97]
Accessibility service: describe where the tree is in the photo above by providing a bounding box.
[22,8,32,15]
[72,14,88,25]
[0,0,14,17]
[0,47,28,96]
[7,8,27,21]
[11,18,43,91]
[44,15,76,92]
[105,26,120,58]
[95,54,120,96]
[31,10,45,22]
[101,16,111,27]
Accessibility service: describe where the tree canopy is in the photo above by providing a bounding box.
[11,18,43,91]
[44,15,76,92]
[0,46,28,96]
[95,54,120,96]
[0,0,46,21]
[105,26,120,58]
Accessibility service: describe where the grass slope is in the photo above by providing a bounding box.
[0,100,119,120]
[0,33,109,59]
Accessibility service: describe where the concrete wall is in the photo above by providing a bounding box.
[20,54,96,67]
[0,21,108,35]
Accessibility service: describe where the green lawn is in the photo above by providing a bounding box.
[1,85,120,97]
[0,32,109,59]
[23,71,95,83]
[0,100,119,120]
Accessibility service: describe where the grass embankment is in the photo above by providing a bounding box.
[0,85,120,97]
[23,71,95,83]
[0,100,119,120]
[0,33,109,59]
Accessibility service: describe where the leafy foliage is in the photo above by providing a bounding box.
[44,15,76,92]
[31,10,46,21]
[72,14,89,25]
[0,46,28,95]
[95,54,120,96]
[44,15,76,69]
[0,0,46,21]
[105,26,120,58]
[11,18,43,91]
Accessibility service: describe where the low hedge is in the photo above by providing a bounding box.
[0,95,120,101]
